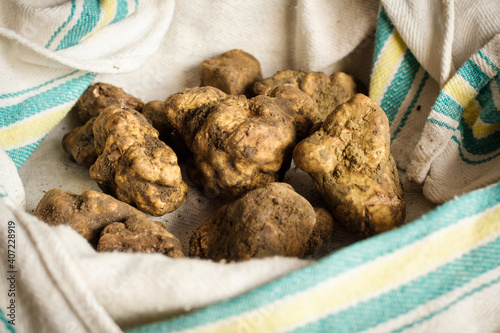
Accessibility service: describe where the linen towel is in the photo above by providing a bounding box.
[372,0,500,203]
[1,1,500,332]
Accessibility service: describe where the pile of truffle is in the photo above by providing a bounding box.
[35,49,405,262]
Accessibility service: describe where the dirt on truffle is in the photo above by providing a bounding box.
[200,49,263,97]
[293,94,405,236]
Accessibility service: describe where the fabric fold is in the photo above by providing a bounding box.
[0,0,175,169]
[371,3,500,203]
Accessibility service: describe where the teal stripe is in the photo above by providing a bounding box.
[476,83,498,124]
[45,0,76,49]
[293,237,500,333]
[451,136,500,165]
[128,181,500,333]
[372,7,394,70]
[0,72,95,128]
[431,49,499,125]
[380,49,420,125]
[111,0,129,24]
[391,71,430,141]
[0,308,15,333]
[477,77,500,125]
[432,92,463,121]
[57,0,101,50]
[459,116,500,155]
[7,139,43,169]
[0,70,79,100]
[393,275,500,332]
[427,117,455,131]
[457,58,491,93]
[478,50,500,73]
[427,118,500,164]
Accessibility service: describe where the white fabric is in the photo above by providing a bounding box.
[0,0,175,73]
[381,0,500,202]
[1,0,498,331]
[383,0,500,87]
[0,149,25,210]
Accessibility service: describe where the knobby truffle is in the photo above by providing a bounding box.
[64,92,188,216]
[293,94,405,236]
[254,70,357,121]
[89,106,188,216]
[200,49,263,97]
[189,182,330,261]
[35,189,184,257]
[143,85,316,199]
[72,82,144,123]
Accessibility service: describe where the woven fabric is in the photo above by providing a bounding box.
[0,0,174,168]
[1,1,500,332]
[128,181,500,332]
[370,7,500,203]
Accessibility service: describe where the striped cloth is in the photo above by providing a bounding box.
[127,181,500,332]
[0,0,173,168]
[370,7,500,203]
[0,70,95,168]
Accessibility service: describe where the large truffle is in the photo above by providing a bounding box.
[143,85,316,199]
[293,94,405,236]
[189,183,319,261]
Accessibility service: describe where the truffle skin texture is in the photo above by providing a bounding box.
[305,207,335,255]
[293,94,405,236]
[200,49,263,97]
[89,105,188,216]
[62,116,98,168]
[254,70,357,121]
[148,85,316,199]
[189,183,316,261]
[97,215,184,258]
[35,189,184,257]
[72,82,144,123]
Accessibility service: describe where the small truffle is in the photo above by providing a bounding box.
[305,207,335,255]
[200,49,263,97]
[72,82,144,123]
[62,117,98,168]
[98,215,184,258]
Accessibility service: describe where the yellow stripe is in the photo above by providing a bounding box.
[443,75,477,107]
[462,99,481,127]
[0,106,71,148]
[462,99,500,138]
[82,0,117,41]
[195,206,500,333]
[473,120,500,138]
[369,31,407,104]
